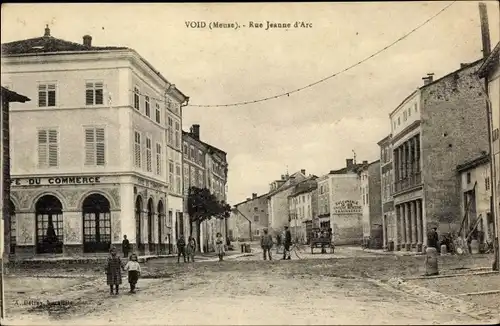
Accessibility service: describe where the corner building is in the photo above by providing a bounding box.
[2,27,188,259]
[389,60,489,252]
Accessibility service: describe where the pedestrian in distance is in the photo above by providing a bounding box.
[123,253,141,293]
[427,227,439,251]
[122,234,130,259]
[105,246,123,295]
[177,235,187,263]
[186,236,196,262]
[283,226,292,260]
[261,228,273,260]
[216,232,225,261]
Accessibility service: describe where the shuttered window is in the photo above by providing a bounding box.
[84,127,105,166]
[176,164,181,194]
[38,129,58,167]
[145,96,151,117]
[169,160,174,187]
[134,87,140,110]
[85,82,104,106]
[155,143,162,175]
[167,117,173,145]
[155,103,161,123]
[134,131,142,168]
[146,136,152,172]
[175,122,180,149]
[38,83,56,107]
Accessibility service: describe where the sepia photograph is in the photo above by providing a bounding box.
[1,1,499,325]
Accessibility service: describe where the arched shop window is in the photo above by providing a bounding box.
[82,194,111,253]
[10,200,16,254]
[35,195,63,254]
[157,200,165,254]
[135,196,143,252]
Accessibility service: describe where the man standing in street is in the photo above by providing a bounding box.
[177,234,187,263]
[122,235,130,259]
[261,228,273,260]
[283,226,292,260]
[427,227,439,251]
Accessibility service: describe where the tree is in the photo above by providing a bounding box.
[187,186,222,251]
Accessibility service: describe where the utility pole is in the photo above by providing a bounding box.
[478,2,498,271]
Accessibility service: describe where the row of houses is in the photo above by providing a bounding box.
[229,160,382,247]
[1,26,228,260]
[229,46,500,253]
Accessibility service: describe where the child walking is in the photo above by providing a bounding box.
[124,253,141,293]
[186,236,196,262]
[105,247,122,295]
[215,232,225,261]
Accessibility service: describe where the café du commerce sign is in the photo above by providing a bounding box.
[11,175,102,186]
[333,200,362,214]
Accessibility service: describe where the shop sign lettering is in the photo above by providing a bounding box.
[11,176,101,186]
[333,200,362,214]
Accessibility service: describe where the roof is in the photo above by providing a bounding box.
[328,163,365,175]
[377,134,392,146]
[1,26,189,101]
[478,41,500,78]
[289,178,318,198]
[183,130,227,157]
[1,86,31,103]
[456,152,490,172]
[389,89,419,117]
[266,171,309,198]
[234,193,268,207]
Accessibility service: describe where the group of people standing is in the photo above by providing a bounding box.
[176,232,226,262]
[106,237,141,296]
[260,226,292,261]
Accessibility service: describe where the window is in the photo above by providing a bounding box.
[485,177,490,191]
[198,149,203,165]
[169,160,174,188]
[493,128,499,141]
[134,87,140,110]
[155,143,162,175]
[397,117,401,125]
[146,137,152,172]
[85,82,104,106]
[175,164,182,194]
[253,229,260,236]
[145,96,151,118]
[38,83,56,107]
[84,127,105,166]
[38,129,58,167]
[254,207,258,212]
[134,131,141,168]
[167,117,174,145]
[190,146,195,161]
[403,111,407,121]
[175,122,180,148]
[408,106,412,117]
[155,103,161,123]
[183,143,188,155]
[198,170,203,188]
[466,172,471,184]
[254,215,259,222]
[183,165,189,193]
[414,103,418,112]
[190,167,196,187]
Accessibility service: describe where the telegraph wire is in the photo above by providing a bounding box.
[182,1,456,108]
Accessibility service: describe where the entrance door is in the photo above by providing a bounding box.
[82,194,111,253]
[136,196,143,253]
[35,195,64,254]
[157,201,164,254]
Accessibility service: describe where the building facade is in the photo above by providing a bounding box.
[230,193,269,241]
[288,175,317,244]
[357,160,382,249]
[266,171,308,236]
[378,135,395,250]
[2,27,188,259]
[1,87,30,260]
[478,42,499,255]
[390,60,489,252]
[457,153,493,247]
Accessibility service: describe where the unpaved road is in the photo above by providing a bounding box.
[4,255,497,325]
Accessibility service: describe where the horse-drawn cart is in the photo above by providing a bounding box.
[310,228,334,254]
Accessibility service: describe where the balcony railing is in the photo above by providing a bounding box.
[394,171,422,193]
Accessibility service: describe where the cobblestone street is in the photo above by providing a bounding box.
[3,248,499,325]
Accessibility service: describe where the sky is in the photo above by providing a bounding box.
[1,1,499,205]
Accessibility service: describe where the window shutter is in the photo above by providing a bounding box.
[146,137,152,172]
[38,85,47,107]
[96,128,105,165]
[95,83,104,105]
[84,128,95,165]
[47,84,56,107]
[37,130,48,166]
[48,129,58,167]
[85,83,94,105]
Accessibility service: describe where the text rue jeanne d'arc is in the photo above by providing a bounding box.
[185,20,312,31]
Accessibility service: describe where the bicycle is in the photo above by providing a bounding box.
[288,242,307,260]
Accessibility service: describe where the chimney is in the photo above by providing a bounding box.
[363,160,368,165]
[83,35,92,47]
[44,24,51,37]
[281,175,285,180]
[252,193,257,199]
[190,124,200,139]
[479,3,491,58]
[246,197,251,201]
[346,158,354,169]
[422,73,434,86]
[301,169,306,175]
